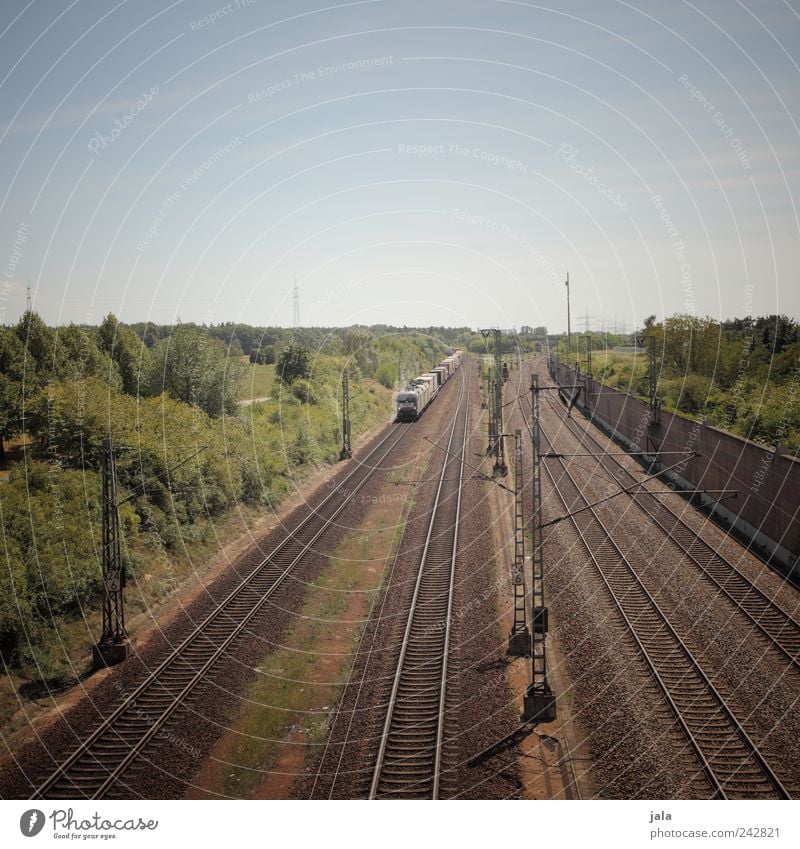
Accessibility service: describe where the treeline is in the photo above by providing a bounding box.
[0,312,399,682]
[592,313,800,450]
[1,313,248,458]
[124,321,475,358]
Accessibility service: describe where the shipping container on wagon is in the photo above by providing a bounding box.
[418,373,439,399]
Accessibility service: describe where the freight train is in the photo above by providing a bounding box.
[395,350,463,421]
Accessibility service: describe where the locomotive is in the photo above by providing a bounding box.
[394,350,463,421]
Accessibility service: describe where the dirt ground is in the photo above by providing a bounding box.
[186,476,422,799]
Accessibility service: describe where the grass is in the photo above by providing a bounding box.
[240,360,275,399]
[215,422,430,798]
[220,541,379,797]
[587,350,647,388]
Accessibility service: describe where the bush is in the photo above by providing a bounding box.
[276,344,310,384]
[292,378,317,404]
[662,375,714,414]
[374,362,397,389]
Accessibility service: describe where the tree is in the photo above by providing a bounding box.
[14,310,54,382]
[374,362,397,388]
[754,314,797,355]
[51,324,109,382]
[250,345,276,365]
[276,344,310,384]
[147,325,246,416]
[97,313,147,395]
[341,329,379,376]
[0,328,24,459]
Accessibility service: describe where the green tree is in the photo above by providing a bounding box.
[98,313,147,395]
[147,325,246,416]
[250,345,276,365]
[374,362,397,389]
[341,329,379,376]
[0,328,25,459]
[14,310,54,382]
[276,344,310,384]
[52,324,109,382]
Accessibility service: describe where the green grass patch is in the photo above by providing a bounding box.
[220,430,428,798]
[221,550,371,797]
[241,362,275,399]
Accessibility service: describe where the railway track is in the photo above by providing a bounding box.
[34,423,413,800]
[514,362,791,799]
[368,373,469,799]
[549,392,800,672]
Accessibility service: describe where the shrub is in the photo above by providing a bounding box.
[292,378,317,404]
[374,362,397,389]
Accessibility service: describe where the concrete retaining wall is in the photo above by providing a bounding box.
[549,358,799,579]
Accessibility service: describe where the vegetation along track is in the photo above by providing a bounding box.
[550,376,800,673]
[514,362,791,799]
[34,423,413,800]
[369,372,469,799]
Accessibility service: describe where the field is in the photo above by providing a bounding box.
[239,360,275,400]
[572,345,800,451]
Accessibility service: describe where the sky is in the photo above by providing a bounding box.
[0,0,799,333]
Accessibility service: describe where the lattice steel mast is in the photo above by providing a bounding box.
[482,328,507,476]
[523,374,556,722]
[508,429,530,656]
[93,438,134,667]
[339,369,352,460]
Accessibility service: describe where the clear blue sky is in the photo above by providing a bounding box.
[1,0,798,332]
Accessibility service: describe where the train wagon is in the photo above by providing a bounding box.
[394,351,464,421]
[419,373,439,393]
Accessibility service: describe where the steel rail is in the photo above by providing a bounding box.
[553,404,800,672]
[369,372,469,799]
[528,389,791,799]
[35,423,410,800]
